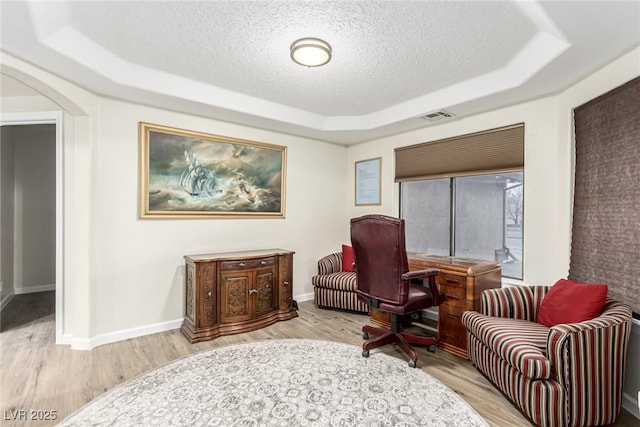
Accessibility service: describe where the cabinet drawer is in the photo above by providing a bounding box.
[438,272,465,288]
[439,284,466,308]
[438,305,467,348]
[222,257,275,270]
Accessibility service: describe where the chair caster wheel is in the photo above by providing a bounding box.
[427,344,437,353]
[408,359,417,368]
[362,350,370,358]
[362,332,369,340]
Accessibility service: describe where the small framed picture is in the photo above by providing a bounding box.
[355,157,381,206]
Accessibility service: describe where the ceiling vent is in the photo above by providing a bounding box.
[420,110,455,121]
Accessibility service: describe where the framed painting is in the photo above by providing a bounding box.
[139,123,286,218]
[355,157,381,206]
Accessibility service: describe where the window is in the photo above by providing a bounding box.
[400,171,523,279]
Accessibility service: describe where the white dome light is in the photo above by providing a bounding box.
[290,38,332,67]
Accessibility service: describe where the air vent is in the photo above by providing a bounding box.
[420,110,455,121]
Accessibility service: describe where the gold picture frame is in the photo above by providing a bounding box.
[355,157,382,206]
[139,122,286,218]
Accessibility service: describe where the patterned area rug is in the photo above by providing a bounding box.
[60,339,488,426]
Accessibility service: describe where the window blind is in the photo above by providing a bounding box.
[394,123,524,182]
[570,76,640,317]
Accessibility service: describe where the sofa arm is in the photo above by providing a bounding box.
[480,286,549,321]
[317,252,343,275]
[546,300,632,425]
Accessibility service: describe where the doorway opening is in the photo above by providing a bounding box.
[0,111,63,343]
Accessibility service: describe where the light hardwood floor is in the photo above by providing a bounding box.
[1,292,638,427]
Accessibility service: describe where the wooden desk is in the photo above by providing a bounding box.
[408,254,501,358]
[369,253,501,359]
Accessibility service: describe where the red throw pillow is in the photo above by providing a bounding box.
[536,278,608,327]
[341,244,355,272]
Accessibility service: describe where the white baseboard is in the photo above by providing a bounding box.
[65,294,314,350]
[294,292,314,303]
[622,391,640,420]
[15,284,55,294]
[70,318,184,351]
[61,333,74,346]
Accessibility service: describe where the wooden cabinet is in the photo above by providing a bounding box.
[408,253,501,359]
[181,249,297,343]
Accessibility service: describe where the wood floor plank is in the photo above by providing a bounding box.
[1,292,638,427]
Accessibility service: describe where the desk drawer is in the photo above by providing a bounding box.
[438,272,465,288]
[439,284,466,308]
[438,304,466,349]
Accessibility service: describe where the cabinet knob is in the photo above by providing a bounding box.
[239,262,246,267]
[207,291,212,299]
[283,281,289,285]
[260,260,267,265]
[249,289,258,295]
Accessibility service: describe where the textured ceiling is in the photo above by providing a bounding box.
[1,1,639,144]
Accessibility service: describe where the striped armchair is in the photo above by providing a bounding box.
[311,252,368,313]
[461,286,632,427]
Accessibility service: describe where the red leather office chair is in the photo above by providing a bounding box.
[350,214,441,367]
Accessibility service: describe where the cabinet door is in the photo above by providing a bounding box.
[185,263,196,325]
[198,262,217,328]
[278,253,293,310]
[254,266,277,316]
[220,270,253,323]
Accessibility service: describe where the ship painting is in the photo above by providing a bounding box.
[179,151,223,197]
[142,123,286,217]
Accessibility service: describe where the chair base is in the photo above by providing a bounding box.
[361,324,437,367]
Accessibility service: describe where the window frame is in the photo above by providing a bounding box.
[399,170,524,279]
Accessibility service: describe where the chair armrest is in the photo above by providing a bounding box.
[317,252,342,275]
[480,286,549,321]
[402,269,442,305]
[546,300,632,421]
[401,268,438,280]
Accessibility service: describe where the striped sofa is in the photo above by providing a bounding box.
[461,286,632,427]
[311,252,368,313]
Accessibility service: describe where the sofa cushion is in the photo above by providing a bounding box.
[312,271,357,291]
[536,278,608,327]
[462,311,552,379]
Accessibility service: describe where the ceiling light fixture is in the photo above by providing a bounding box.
[290,38,332,67]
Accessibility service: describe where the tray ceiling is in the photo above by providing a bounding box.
[1,1,639,144]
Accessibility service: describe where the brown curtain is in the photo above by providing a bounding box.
[394,123,524,182]
[571,76,640,317]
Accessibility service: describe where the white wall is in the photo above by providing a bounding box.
[345,96,568,285]
[345,45,640,418]
[2,52,348,346]
[89,99,348,337]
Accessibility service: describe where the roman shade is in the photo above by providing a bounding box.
[570,76,640,317]
[394,123,524,182]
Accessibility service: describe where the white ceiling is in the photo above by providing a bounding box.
[1,1,639,145]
